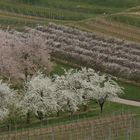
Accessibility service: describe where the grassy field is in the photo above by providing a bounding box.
[118,82,140,100]
[0,0,139,42]
[14,0,140,9]
[108,14,140,28]
[0,0,139,23]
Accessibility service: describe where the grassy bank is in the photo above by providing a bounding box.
[108,14,140,28]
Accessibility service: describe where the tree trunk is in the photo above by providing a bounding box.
[99,102,105,114]
[57,111,60,117]
[98,97,106,114]
[83,104,88,111]
[69,111,73,120]
[24,68,28,82]
[26,111,31,124]
[7,124,10,131]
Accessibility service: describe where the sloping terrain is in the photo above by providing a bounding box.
[0,0,139,42]
[25,23,140,83]
[72,18,140,43]
[1,114,138,140]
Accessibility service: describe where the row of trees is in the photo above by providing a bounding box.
[1,25,140,84]
[0,68,124,124]
[35,23,140,82]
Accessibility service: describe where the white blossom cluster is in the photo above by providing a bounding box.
[20,72,58,117]
[0,68,124,120]
[22,68,124,118]
[0,80,17,120]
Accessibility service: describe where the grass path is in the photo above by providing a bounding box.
[111,98,140,107]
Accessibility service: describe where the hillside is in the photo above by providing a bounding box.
[0,1,140,139]
[0,0,139,43]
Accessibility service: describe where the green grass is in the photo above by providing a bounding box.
[0,0,140,30]
[0,2,93,20]
[15,0,140,9]
[0,1,96,21]
[118,81,140,100]
[0,16,42,29]
[108,14,140,28]
[50,60,76,76]
[2,0,140,22]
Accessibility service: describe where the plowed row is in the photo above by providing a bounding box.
[0,114,135,140]
[34,24,140,83]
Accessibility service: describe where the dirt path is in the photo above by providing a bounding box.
[111,98,140,107]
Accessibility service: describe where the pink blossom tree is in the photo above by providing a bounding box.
[0,29,51,84]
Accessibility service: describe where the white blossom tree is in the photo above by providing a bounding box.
[91,76,124,113]
[54,69,88,116]
[20,72,58,123]
[80,68,124,113]
[20,67,124,123]
[0,80,17,120]
[70,68,124,113]
[54,68,124,113]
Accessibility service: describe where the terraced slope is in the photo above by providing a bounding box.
[0,0,140,43]
[109,13,140,28]
[73,18,140,43]
[28,24,140,83]
[0,114,137,140]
